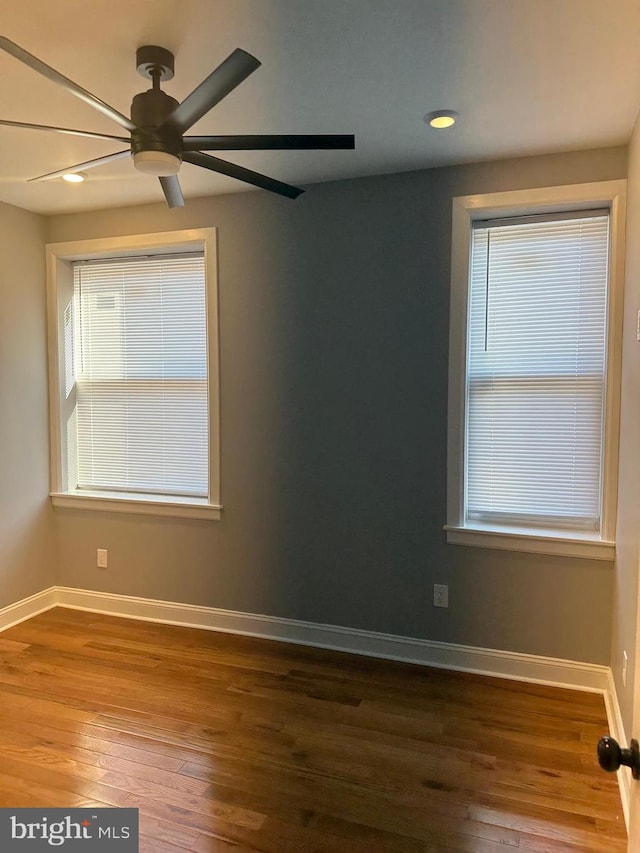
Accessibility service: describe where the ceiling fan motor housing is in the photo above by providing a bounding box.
[130,90,182,158]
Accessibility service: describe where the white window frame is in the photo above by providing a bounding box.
[445,181,626,561]
[46,229,221,521]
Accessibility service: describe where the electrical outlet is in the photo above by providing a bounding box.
[623,650,629,687]
[433,583,449,608]
[97,548,108,569]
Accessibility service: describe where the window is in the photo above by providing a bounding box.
[446,182,625,560]
[47,229,221,520]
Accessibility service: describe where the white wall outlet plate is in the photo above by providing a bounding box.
[433,583,449,608]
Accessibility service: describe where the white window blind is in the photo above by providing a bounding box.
[466,212,609,531]
[70,253,208,498]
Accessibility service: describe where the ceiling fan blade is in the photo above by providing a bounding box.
[159,175,184,208]
[183,151,303,199]
[163,48,261,134]
[183,134,356,151]
[28,149,130,182]
[0,118,128,143]
[0,36,135,132]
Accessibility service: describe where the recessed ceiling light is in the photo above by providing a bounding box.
[424,110,459,129]
[62,172,87,183]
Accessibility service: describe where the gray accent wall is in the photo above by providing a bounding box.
[46,147,626,664]
[0,200,56,606]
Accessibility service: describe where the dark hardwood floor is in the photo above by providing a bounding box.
[0,607,627,851]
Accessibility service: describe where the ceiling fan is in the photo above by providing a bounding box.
[0,37,355,207]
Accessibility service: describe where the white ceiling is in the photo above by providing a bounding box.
[0,0,639,215]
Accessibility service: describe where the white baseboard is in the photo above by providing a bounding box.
[0,584,626,824]
[53,586,611,693]
[0,586,57,632]
[604,669,631,829]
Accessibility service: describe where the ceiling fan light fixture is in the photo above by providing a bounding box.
[133,150,181,176]
[62,171,86,183]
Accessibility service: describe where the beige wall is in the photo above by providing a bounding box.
[0,201,56,605]
[45,145,626,664]
[611,122,640,734]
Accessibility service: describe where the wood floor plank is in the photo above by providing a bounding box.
[0,608,626,852]
[189,837,261,853]
[0,638,30,652]
[138,813,202,848]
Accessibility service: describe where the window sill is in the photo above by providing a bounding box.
[51,491,222,521]
[444,524,615,561]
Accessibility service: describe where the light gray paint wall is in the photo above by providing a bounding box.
[0,201,56,605]
[611,123,640,733]
[46,146,626,664]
